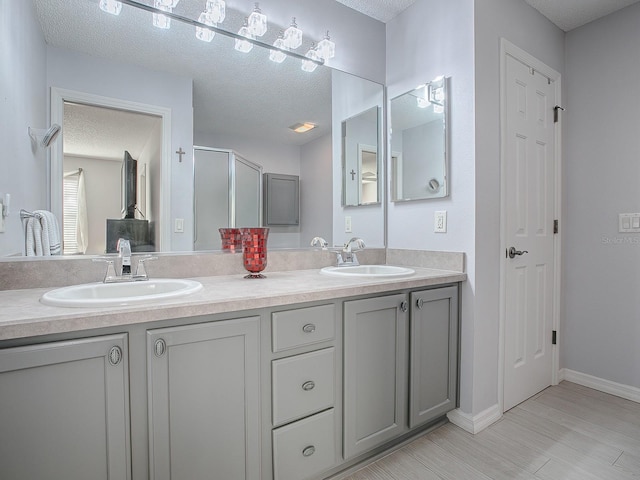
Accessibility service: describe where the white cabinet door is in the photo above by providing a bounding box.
[409,286,459,428]
[0,334,131,480]
[343,294,408,459]
[147,317,260,480]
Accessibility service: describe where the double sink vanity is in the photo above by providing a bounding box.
[0,250,464,480]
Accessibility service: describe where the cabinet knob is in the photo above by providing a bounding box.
[302,323,316,333]
[416,298,424,309]
[108,346,123,366]
[301,381,316,391]
[400,301,408,313]
[154,338,167,357]
[302,445,316,457]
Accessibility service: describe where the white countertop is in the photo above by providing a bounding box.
[0,267,466,341]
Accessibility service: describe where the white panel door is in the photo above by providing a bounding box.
[503,53,556,411]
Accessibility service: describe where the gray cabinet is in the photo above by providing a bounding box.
[409,286,459,428]
[147,317,260,480]
[0,334,131,480]
[343,294,408,459]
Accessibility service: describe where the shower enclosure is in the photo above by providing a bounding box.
[193,147,262,251]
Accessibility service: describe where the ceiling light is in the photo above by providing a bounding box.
[289,122,316,133]
[196,11,216,42]
[248,3,267,37]
[235,18,254,53]
[283,17,302,50]
[99,0,122,15]
[269,31,287,63]
[206,0,226,24]
[316,31,335,60]
[301,44,319,72]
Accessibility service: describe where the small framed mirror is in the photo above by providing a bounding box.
[390,76,449,202]
[342,106,381,206]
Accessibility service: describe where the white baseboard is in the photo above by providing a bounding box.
[561,368,640,404]
[447,403,502,434]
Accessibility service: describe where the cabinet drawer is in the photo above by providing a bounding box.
[272,304,335,352]
[273,409,336,480]
[272,347,335,426]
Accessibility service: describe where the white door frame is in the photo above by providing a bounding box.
[498,38,563,413]
[50,87,172,251]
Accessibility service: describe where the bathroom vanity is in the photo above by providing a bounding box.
[0,266,464,480]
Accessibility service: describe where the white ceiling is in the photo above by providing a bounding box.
[334,0,418,23]
[524,0,640,31]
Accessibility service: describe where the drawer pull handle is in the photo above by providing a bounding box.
[302,445,316,457]
[400,301,408,313]
[416,298,424,309]
[302,323,316,333]
[302,381,316,391]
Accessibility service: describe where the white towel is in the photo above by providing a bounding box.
[24,211,61,256]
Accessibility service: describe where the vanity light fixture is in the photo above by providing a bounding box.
[283,17,303,50]
[206,0,226,24]
[235,18,254,53]
[104,0,325,70]
[301,43,320,72]
[248,3,267,37]
[196,11,216,42]
[269,31,287,63]
[316,31,335,60]
[152,0,175,29]
[428,76,446,114]
[99,0,122,15]
[289,122,316,133]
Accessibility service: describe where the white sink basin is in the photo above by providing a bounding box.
[41,279,203,308]
[320,265,415,278]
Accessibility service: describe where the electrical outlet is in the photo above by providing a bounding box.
[174,218,184,233]
[434,210,447,233]
[345,216,352,233]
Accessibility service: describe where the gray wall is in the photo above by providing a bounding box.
[300,134,333,247]
[563,2,640,389]
[0,0,47,256]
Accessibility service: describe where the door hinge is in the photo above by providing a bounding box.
[554,105,565,123]
[553,219,559,234]
[552,330,557,345]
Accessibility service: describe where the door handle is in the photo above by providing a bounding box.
[507,247,529,259]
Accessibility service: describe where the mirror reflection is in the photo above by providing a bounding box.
[342,106,381,207]
[1,0,386,257]
[391,77,449,202]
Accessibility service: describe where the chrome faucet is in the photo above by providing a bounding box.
[336,237,365,266]
[310,237,329,249]
[117,238,132,276]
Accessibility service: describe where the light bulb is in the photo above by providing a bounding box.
[206,0,225,24]
[235,18,254,53]
[283,17,302,50]
[196,11,216,42]
[301,44,319,72]
[153,2,172,29]
[156,0,179,6]
[99,0,122,15]
[316,31,335,60]
[248,3,267,37]
[269,32,287,63]
[433,104,444,114]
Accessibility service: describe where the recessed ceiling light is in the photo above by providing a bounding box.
[289,122,316,133]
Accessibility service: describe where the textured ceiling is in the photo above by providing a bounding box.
[63,103,162,161]
[334,0,417,22]
[525,0,640,31]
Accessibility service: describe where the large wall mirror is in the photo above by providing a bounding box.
[390,76,449,202]
[2,0,385,257]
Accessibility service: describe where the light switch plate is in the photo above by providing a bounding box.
[345,216,352,233]
[434,211,447,233]
[174,218,184,233]
[619,213,640,233]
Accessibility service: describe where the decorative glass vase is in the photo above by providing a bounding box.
[219,228,243,253]
[241,227,269,278]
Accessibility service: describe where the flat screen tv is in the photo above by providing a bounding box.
[121,151,137,219]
